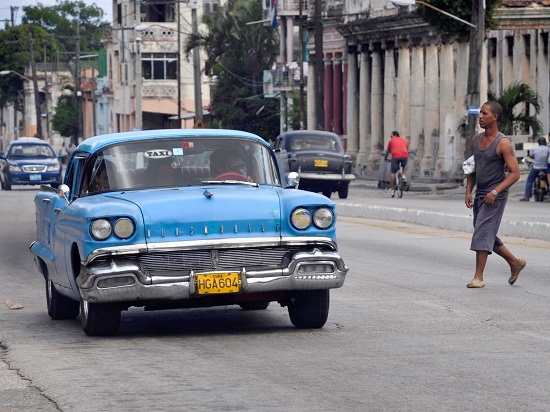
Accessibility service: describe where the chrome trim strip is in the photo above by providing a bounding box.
[84,236,337,265]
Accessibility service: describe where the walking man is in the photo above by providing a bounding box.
[464,101,526,288]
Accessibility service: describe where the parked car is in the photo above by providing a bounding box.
[0,137,63,190]
[274,130,356,199]
[30,129,349,336]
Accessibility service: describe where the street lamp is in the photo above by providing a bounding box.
[0,70,43,139]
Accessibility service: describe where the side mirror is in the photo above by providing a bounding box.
[286,171,299,189]
[57,184,70,200]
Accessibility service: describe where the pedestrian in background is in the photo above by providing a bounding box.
[519,137,549,201]
[464,101,526,288]
[384,131,409,198]
[58,142,68,164]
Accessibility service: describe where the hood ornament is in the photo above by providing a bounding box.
[203,189,213,198]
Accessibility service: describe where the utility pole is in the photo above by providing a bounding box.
[28,30,43,139]
[314,0,324,130]
[177,1,182,127]
[10,6,18,27]
[75,20,82,144]
[298,0,305,129]
[191,0,203,126]
[465,0,485,155]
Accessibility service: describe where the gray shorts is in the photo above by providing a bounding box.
[470,195,506,253]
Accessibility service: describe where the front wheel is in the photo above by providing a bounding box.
[288,290,330,329]
[46,275,80,320]
[80,298,121,336]
[322,189,332,198]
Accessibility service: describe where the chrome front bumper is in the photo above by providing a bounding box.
[77,248,349,303]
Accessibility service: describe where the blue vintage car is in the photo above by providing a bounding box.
[0,137,63,190]
[30,129,348,335]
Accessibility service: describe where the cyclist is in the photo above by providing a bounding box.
[519,136,549,201]
[384,130,409,197]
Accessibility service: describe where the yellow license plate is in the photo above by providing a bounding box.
[314,159,328,167]
[196,272,240,295]
[541,180,547,188]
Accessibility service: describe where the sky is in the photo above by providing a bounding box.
[0,0,113,27]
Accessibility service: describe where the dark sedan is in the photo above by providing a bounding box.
[274,130,356,198]
[0,138,62,190]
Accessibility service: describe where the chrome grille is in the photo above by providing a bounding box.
[23,165,47,172]
[138,247,299,276]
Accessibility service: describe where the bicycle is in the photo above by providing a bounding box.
[395,164,404,198]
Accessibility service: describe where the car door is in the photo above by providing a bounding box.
[50,154,87,293]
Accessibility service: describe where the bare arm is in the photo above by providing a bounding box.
[465,136,475,208]
[494,138,520,194]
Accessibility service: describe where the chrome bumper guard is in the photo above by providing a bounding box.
[77,248,348,303]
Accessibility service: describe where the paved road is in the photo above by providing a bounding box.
[2,171,549,410]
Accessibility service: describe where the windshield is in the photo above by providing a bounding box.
[9,144,56,158]
[81,137,281,195]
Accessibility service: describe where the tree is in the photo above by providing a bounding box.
[22,0,110,54]
[185,0,280,140]
[488,82,543,138]
[0,24,57,109]
[51,86,78,139]
[414,0,504,39]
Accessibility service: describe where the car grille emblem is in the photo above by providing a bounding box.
[210,249,219,268]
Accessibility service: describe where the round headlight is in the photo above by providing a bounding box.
[113,218,135,239]
[291,208,311,230]
[313,207,334,229]
[91,219,112,240]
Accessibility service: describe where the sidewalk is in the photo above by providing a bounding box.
[341,171,550,242]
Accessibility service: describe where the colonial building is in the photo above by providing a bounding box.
[103,0,214,133]
[270,0,550,182]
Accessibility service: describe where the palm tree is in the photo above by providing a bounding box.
[488,81,543,138]
[185,0,280,139]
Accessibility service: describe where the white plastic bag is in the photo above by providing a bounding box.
[462,155,475,174]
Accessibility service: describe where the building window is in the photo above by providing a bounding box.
[204,1,220,14]
[142,53,178,80]
[141,0,175,23]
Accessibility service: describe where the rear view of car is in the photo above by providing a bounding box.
[0,138,62,190]
[274,131,356,199]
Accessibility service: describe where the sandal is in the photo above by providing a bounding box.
[467,279,484,288]
[508,258,527,285]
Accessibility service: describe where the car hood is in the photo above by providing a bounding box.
[107,185,282,244]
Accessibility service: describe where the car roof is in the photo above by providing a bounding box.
[8,139,53,146]
[76,129,269,154]
[278,130,341,139]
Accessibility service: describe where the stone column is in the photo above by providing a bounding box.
[383,42,396,147]
[410,40,425,173]
[324,56,333,132]
[421,42,439,178]
[537,31,550,135]
[357,45,371,174]
[438,40,456,178]
[396,43,410,143]
[368,43,384,165]
[342,52,348,136]
[307,54,317,130]
[346,46,359,157]
[455,41,469,159]
[333,56,343,135]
